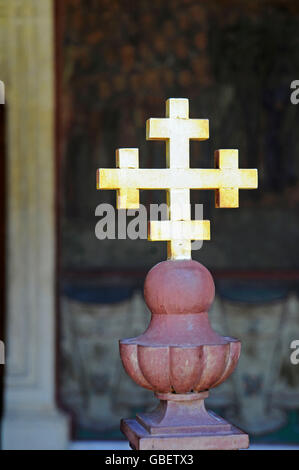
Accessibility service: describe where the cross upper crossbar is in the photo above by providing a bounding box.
[98,167,257,191]
[97,98,258,260]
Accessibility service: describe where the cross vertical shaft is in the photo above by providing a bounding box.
[146,99,209,259]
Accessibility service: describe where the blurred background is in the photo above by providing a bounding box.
[1,0,299,449]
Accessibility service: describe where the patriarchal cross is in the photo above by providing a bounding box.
[97,98,258,260]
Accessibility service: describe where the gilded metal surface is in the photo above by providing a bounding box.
[97,98,258,259]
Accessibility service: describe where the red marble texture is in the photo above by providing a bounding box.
[120,259,241,394]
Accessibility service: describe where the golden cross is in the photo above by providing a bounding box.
[97,98,258,260]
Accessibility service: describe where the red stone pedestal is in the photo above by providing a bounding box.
[119,260,249,450]
[121,392,248,450]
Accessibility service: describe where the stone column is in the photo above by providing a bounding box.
[0,0,69,449]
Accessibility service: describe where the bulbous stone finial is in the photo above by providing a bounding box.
[120,259,241,395]
[144,259,215,315]
[119,258,247,449]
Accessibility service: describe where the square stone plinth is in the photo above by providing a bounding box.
[121,418,249,450]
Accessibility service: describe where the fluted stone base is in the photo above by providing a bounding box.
[121,392,249,450]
